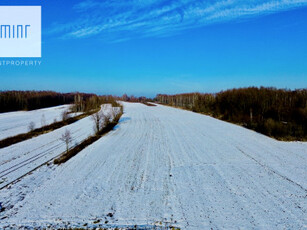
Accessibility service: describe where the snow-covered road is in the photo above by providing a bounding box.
[0,102,306,229]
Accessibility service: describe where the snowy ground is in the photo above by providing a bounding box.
[0,104,113,189]
[0,102,306,229]
[0,105,76,141]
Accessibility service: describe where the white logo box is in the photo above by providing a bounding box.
[0,6,41,57]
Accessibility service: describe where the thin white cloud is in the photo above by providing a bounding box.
[49,0,307,41]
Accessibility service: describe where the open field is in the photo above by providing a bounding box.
[0,104,113,189]
[0,105,76,141]
[0,102,306,229]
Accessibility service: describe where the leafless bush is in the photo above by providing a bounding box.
[110,107,118,119]
[91,111,105,134]
[91,105,124,134]
[60,129,72,153]
[92,107,115,134]
[41,114,46,127]
[62,110,69,121]
[111,106,123,122]
[104,112,112,125]
[114,105,124,122]
[28,121,35,132]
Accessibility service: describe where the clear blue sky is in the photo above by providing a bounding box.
[1,0,307,97]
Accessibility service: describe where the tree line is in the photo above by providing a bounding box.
[0,91,122,113]
[120,94,150,103]
[156,87,307,140]
[0,91,96,113]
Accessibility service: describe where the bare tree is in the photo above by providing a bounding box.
[62,110,69,121]
[60,129,72,153]
[28,121,35,132]
[110,107,118,120]
[91,111,105,134]
[111,105,123,122]
[41,114,46,127]
[104,112,111,125]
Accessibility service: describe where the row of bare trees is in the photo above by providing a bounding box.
[27,109,70,132]
[23,93,121,134]
[91,106,122,134]
[61,105,123,154]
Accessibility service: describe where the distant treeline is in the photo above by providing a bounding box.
[120,94,152,103]
[0,91,106,113]
[156,87,307,141]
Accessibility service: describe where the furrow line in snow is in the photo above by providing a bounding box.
[0,151,63,190]
[236,146,307,193]
[0,130,84,177]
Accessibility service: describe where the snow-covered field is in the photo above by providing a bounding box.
[0,105,76,141]
[0,104,113,189]
[0,102,306,229]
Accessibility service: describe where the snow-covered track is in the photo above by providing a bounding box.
[0,102,306,229]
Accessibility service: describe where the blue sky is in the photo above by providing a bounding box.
[1,0,307,97]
